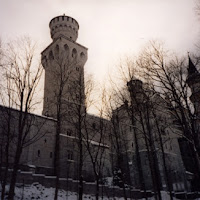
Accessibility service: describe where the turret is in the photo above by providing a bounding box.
[127,79,144,105]
[41,15,88,117]
[49,15,79,41]
[186,56,200,106]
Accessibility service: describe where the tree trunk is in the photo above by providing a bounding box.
[95,177,100,200]
[54,107,61,200]
[78,128,83,200]
[8,146,22,200]
[158,129,173,200]
[1,112,11,200]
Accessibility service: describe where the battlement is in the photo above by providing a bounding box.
[49,15,79,41]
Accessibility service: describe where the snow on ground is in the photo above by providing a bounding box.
[1,183,200,200]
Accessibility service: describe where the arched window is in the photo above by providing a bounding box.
[49,51,54,60]
[42,55,47,64]
[80,52,85,59]
[64,44,69,57]
[55,45,59,59]
[72,48,77,59]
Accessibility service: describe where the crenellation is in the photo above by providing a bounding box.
[49,15,79,41]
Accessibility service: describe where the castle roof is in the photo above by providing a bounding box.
[188,56,199,77]
[187,56,200,85]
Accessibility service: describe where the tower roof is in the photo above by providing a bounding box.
[187,56,200,86]
[188,56,199,77]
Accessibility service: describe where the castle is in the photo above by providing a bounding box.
[0,15,199,195]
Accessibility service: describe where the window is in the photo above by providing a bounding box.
[67,129,72,136]
[44,138,47,143]
[50,152,53,158]
[67,150,73,161]
[45,111,49,116]
[42,56,47,63]
[64,44,69,57]
[55,45,59,59]
[80,52,85,59]
[72,48,77,58]
[38,150,40,157]
[76,67,79,71]
[49,51,54,60]
[92,123,96,129]
[76,94,79,100]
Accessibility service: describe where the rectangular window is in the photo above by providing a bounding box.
[67,150,73,161]
[38,150,40,157]
[67,129,72,136]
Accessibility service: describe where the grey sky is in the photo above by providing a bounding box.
[0,0,199,82]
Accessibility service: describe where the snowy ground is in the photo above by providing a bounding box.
[1,183,200,200]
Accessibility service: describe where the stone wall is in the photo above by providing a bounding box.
[13,170,153,199]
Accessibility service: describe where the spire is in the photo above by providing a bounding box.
[188,55,199,76]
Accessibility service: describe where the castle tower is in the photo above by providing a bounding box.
[41,15,88,117]
[187,57,200,118]
[186,56,200,154]
[127,79,145,106]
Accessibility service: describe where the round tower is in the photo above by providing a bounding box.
[127,79,145,105]
[41,15,88,118]
[49,15,79,41]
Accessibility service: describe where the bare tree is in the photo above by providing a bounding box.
[0,36,43,200]
[66,69,93,200]
[83,87,110,200]
[104,84,134,200]
[42,43,83,200]
[106,54,185,199]
[137,40,200,191]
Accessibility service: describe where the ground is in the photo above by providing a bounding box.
[1,183,200,200]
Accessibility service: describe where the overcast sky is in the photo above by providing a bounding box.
[0,0,199,115]
[0,0,199,82]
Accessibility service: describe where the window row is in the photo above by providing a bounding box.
[37,150,74,161]
[52,24,77,34]
[47,45,85,61]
